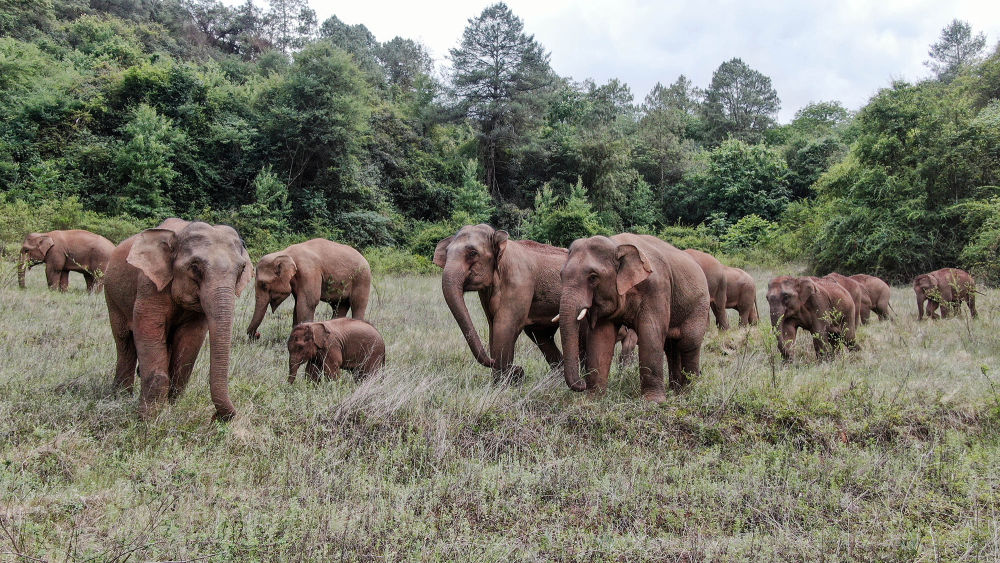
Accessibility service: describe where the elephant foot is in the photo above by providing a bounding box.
[212,409,236,423]
[641,389,668,403]
[248,331,261,341]
[493,365,525,385]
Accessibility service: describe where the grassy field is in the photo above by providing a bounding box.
[2,261,1000,560]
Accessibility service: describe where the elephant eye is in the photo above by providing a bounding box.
[467,249,478,258]
[189,261,204,279]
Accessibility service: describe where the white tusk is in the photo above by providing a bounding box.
[577,308,588,321]
[551,315,560,323]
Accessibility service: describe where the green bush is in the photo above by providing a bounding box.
[721,214,777,254]
[364,246,437,276]
[658,224,720,253]
[521,179,607,248]
[409,221,458,259]
[0,195,146,257]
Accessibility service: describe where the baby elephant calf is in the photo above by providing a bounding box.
[287,318,386,383]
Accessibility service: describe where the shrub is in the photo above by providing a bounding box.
[363,246,437,276]
[722,214,778,254]
[658,224,720,253]
[409,221,458,259]
[521,179,607,248]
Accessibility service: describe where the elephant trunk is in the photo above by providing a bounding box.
[17,252,27,288]
[204,287,237,421]
[442,266,494,368]
[558,293,589,392]
[288,356,303,383]
[247,289,268,338]
[915,288,925,320]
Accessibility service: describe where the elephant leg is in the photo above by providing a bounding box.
[777,321,797,361]
[524,326,562,368]
[59,271,69,292]
[83,272,96,293]
[711,296,729,331]
[675,332,703,388]
[321,349,343,381]
[489,314,524,383]
[350,283,370,320]
[133,301,172,419]
[635,327,666,400]
[293,296,318,327]
[110,310,137,393]
[168,318,208,402]
[583,322,617,395]
[968,294,978,318]
[926,301,940,319]
[44,263,59,291]
[618,329,638,369]
[306,359,322,383]
[812,331,828,360]
[335,301,350,319]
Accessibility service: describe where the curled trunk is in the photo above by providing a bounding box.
[442,267,493,368]
[204,287,237,421]
[558,297,587,392]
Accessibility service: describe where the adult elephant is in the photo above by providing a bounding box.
[434,224,567,382]
[105,219,252,421]
[824,272,872,325]
[246,239,371,340]
[19,230,115,293]
[849,274,892,321]
[724,266,759,326]
[683,249,729,330]
[913,268,977,320]
[559,234,709,400]
[767,276,856,361]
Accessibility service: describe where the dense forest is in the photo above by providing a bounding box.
[1,0,999,281]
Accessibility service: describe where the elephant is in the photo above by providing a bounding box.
[767,276,857,361]
[823,272,872,325]
[616,326,638,368]
[913,268,977,320]
[287,318,386,383]
[849,274,893,321]
[247,239,371,340]
[435,224,569,382]
[19,230,115,293]
[683,249,730,330]
[558,234,710,400]
[104,219,252,421]
[724,266,759,326]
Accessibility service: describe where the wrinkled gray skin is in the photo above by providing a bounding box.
[849,274,893,321]
[766,276,857,361]
[913,268,977,320]
[104,218,252,421]
[824,272,872,325]
[683,249,730,330]
[559,234,709,401]
[19,230,115,293]
[287,318,385,383]
[723,266,759,326]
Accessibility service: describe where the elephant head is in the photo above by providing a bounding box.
[247,253,297,339]
[766,276,814,325]
[433,224,509,368]
[913,274,937,302]
[127,222,252,420]
[558,236,651,391]
[18,233,55,288]
[287,322,327,383]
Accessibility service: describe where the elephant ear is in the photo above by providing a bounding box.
[273,254,297,282]
[127,228,177,292]
[615,244,652,297]
[492,230,509,262]
[309,322,331,346]
[235,243,253,297]
[37,235,55,258]
[797,277,817,304]
[432,236,454,268]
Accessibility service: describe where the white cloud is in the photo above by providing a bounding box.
[237,0,1000,122]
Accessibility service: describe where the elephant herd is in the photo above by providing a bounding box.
[17,221,980,422]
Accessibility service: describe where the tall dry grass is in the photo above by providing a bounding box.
[2,263,1000,560]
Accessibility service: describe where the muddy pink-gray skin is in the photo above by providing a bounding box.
[913,268,977,320]
[823,272,873,325]
[766,276,857,361]
[104,219,252,422]
[434,224,569,383]
[19,230,115,293]
[287,318,386,383]
[247,238,371,340]
[723,266,759,326]
[849,274,893,321]
[559,234,709,401]
[683,249,730,331]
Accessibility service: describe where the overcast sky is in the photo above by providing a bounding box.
[247,0,1000,122]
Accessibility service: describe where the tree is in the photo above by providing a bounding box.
[702,58,780,144]
[378,36,432,91]
[926,19,986,82]
[264,0,315,53]
[318,15,381,81]
[449,2,550,199]
[685,139,790,223]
